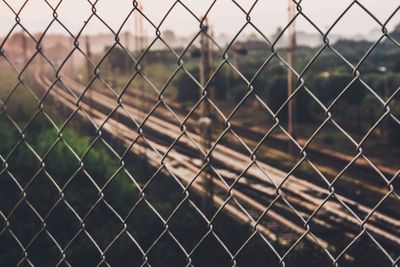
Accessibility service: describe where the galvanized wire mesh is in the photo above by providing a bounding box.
[0,0,399,266]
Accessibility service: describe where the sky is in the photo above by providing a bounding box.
[0,0,399,39]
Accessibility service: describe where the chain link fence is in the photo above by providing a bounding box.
[0,0,399,266]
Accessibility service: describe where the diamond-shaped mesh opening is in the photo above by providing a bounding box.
[48,0,92,36]
[358,118,400,171]
[284,239,333,267]
[8,200,43,246]
[45,200,82,247]
[25,229,61,267]
[102,233,145,266]
[1,29,36,70]
[24,170,60,216]
[63,231,103,266]
[168,199,208,247]
[84,201,126,250]
[0,227,25,266]
[2,84,38,127]
[190,233,232,266]
[124,200,165,249]
[330,80,381,138]
[328,2,383,47]
[336,234,395,267]
[63,170,99,218]
[1,1,400,266]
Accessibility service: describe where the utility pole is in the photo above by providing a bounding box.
[199,17,214,214]
[85,35,94,116]
[287,0,297,156]
[378,66,389,138]
[125,29,130,74]
[69,41,75,75]
[135,2,145,110]
[85,35,92,83]
[125,28,130,51]
[21,30,28,65]
[135,3,148,161]
[40,44,45,74]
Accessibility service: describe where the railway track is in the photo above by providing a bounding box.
[114,86,400,215]
[31,69,400,260]
[119,87,398,181]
